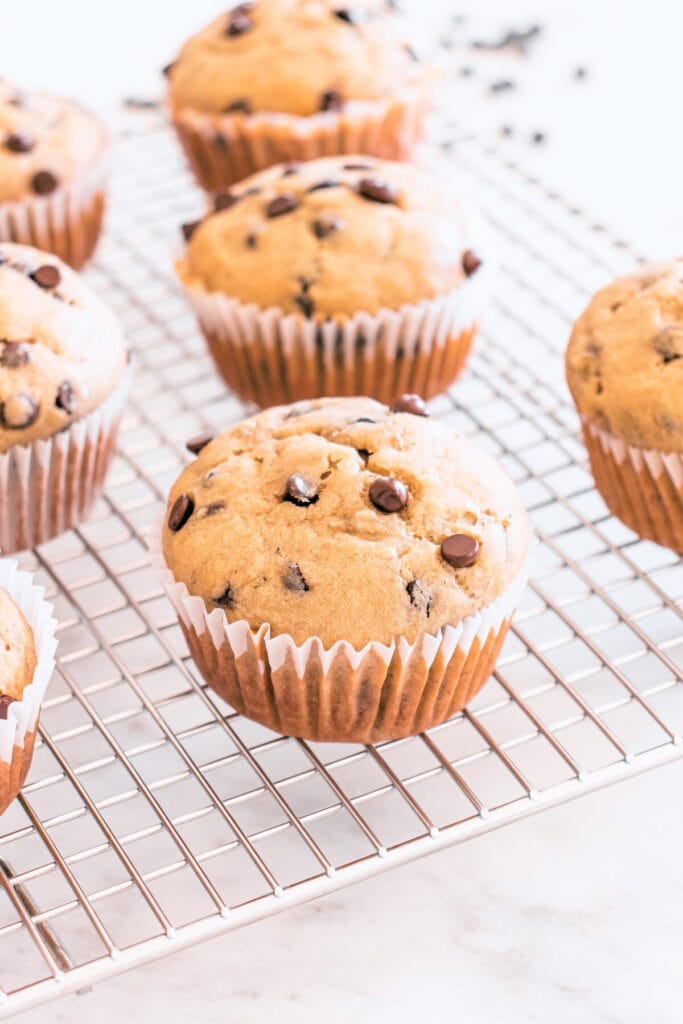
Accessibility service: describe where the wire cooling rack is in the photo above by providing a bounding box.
[1,114,682,1016]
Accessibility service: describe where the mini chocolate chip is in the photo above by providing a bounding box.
[186,431,214,455]
[266,192,299,217]
[283,562,309,592]
[182,220,201,242]
[0,695,16,720]
[356,448,371,464]
[462,249,482,276]
[214,191,240,212]
[245,232,258,249]
[343,162,373,171]
[281,162,300,176]
[321,90,343,112]
[284,473,319,506]
[369,477,409,512]
[162,61,175,77]
[32,264,61,289]
[31,170,59,195]
[5,131,34,153]
[0,393,39,429]
[333,8,354,22]
[358,177,398,204]
[205,502,226,516]
[406,578,432,617]
[390,393,428,417]
[353,417,376,424]
[168,493,194,531]
[441,534,479,568]
[225,98,252,113]
[307,179,340,192]
[312,216,343,239]
[226,3,253,36]
[55,381,73,414]
[0,342,30,368]
[295,294,315,318]
[213,585,234,608]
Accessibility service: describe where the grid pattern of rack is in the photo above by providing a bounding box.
[1,117,681,1016]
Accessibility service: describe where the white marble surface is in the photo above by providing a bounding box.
[4,1,683,1021]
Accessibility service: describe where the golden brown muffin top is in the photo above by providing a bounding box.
[566,260,683,451]
[0,585,37,708]
[177,156,485,317]
[162,396,530,649]
[0,78,106,204]
[0,244,128,453]
[166,0,423,117]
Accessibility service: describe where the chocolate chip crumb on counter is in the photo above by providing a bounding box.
[158,396,532,743]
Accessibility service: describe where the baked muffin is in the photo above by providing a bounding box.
[0,562,57,816]
[0,243,131,552]
[178,155,491,406]
[156,396,532,743]
[566,260,683,552]
[0,78,108,268]
[164,0,430,192]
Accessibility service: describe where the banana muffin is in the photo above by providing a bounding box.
[566,259,683,552]
[178,155,491,406]
[165,0,430,192]
[0,78,108,268]
[158,396,532,742]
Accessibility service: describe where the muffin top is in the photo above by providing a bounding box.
[0,243,128,453]
[166,0,423,117]
[0,585,37,711]
[566,260,683,451]
[163,396,530,648]
[177,156,484,317]
[0,78,106,204]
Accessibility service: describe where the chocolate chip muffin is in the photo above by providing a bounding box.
[178,155,491,406]
[566,260,683,552]
[0,243,131,552]
[165,0,430,192]
[0,78,108,268]
[157,396,532,743]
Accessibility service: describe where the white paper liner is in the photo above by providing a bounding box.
[0,365,132,554]
[0,558,57,764]
[583,417,683,490]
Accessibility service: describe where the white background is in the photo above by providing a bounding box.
[4,2,683,1022]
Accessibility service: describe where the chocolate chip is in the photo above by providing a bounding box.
[55,381,73,414]
[369,477,408,512]
[266,192,299,217]
[214,191,240,212]
[356,448,371,464]
[333,8,354,22]
[186,431,214,454]
[406,578,432,617]
[295,294,315,318]
[441,534,479,568]
[245,232,258,249]
[312,216,343,239]
[31,170,59,195]
[0,695,16,720]
[283,562,309,592]
[225,98,252,113]
[284,473,318,507]
[168,493,194,531]
[358,177,398,204]
[281,162,300,176]
[5,131,34,153]
[321,90,343,112]
[0,342,29,368]
[213,585,234,608]
[226,3,253,36]
[0,394,39,429]
[390,393,428,417]
[353,417,376,424]
[205,502,225,516]
[307,179,340,192]
[182,220,201,242]
[31,264,61,289]
[462,250,481,276]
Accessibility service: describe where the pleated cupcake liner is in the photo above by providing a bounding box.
[150,528,535,744]
[0,558,58,815]
[170,87,428,193]
[582,416,683,553]
[0,366,132,555]
[0,149,108,270]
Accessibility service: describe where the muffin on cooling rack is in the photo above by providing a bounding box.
[153,396,533,744]
[177,155,491,406]
[0,78,108,269]
[164,0,430,193]
[0,561,57,815]
[0,243,131,553]
[566,260,683,553]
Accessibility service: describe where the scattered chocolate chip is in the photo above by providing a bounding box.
[213,584,234,608]
[312,216,343,239]
[5,131,34,153]
[490,79,515,93]
[369,477,409,513]
[462,249,482,277]
[244,232,258,249]
[181,220,201,242]
[186,431,214,455]
[390,393,428,417]
[31,170,59,195]
[31,264,61,289]
[266,192,299,217]
[358,177,398,204]
[306,179,340,192]
[168,493,194,531]
[162,62,175,77]
[295,293,315,318]
[333,8,354,22]
[214,190,240,212]
[281,162,300,176]
[284,473,319,506]
[531,130,546,145]
[226,3,254,36]
[406,578,432,617]
[225,98,252,113]
[343,161,372,171]
[0,342,29,368]
[55,381,73,414]
[321,89,343,112]
[0,695,16,720]
[0,393,39,430]
[205,502,225,516]
[283,562,309,592]
[441,534,479,568]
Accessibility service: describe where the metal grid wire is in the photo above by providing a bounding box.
[1,114,682,1016]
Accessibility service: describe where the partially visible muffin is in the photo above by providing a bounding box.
[0,586,37,714]
[0,78,108,268]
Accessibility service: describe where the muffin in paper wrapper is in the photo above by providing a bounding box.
[0,366,132,555]
[182,259,494,408]
[150,529,535,744]
[171,88,428,194]
[0,150,107,270]
[0,559,57,815]
[582,417,683,553]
